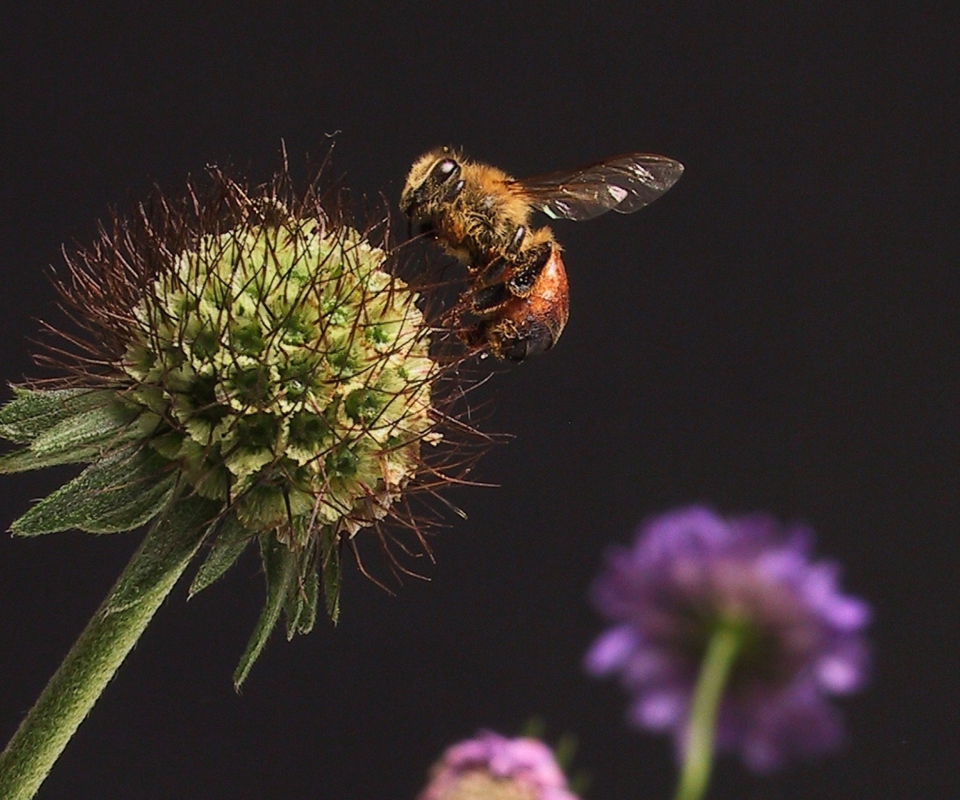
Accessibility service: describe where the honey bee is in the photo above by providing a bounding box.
[400,147,684,360]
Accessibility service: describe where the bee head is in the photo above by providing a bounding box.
[399,149,466,233]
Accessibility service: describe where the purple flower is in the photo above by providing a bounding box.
[418,731,580,800]
[586,506,871,772]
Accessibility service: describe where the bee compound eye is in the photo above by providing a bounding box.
[431,158,459,184]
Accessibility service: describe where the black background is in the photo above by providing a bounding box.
[1,3,957,798]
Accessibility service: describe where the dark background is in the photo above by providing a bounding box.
[1,3,957,798]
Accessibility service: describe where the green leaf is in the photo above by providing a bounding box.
[0,388,115,443]
[188,513,254,597]
[319,526,341,624]
[0,396,155,475]
[30,402,147,456]
[283,576,304,639]
[233,533,297,689]
[103,494,221,615]
[0,444,102,474]
[284,558,319,639]
[298,566,319,636]
[10,447,176,535]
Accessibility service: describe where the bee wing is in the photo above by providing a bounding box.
[515,154,684,221]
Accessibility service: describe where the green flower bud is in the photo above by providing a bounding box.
[124,202,437,540]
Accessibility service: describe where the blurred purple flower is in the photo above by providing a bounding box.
[418,731,580,800]
[585,506,871,772]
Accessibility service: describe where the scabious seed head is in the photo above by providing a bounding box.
[1,162,485,683]
[418,731,580,800]
[585,506,871,772]
[122,201,438,542]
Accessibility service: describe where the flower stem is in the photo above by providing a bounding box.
[673,625,742,800]
[0,496,214,800]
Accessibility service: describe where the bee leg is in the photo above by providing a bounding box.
[467,224,543,319]
[505,242,552,298]
[457,321,489,352]
[506,225,526,255]
[475,255,511,288]
[481,317,547,362]
[443,179,466,202]
[471,280,511,312]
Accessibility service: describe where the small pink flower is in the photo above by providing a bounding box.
[419,731,579,800]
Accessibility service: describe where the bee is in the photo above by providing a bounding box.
[400,147,684,360]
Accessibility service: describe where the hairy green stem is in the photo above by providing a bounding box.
[0,498,213,800]
[673,625,742,800]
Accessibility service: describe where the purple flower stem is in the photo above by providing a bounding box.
[674,624,743,800]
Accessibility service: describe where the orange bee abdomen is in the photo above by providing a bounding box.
[484,245,569,361]
[523,245,569,340]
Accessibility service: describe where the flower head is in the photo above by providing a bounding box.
[586,506,870,772]
[418,731,580,800]
[0,162,485,685]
